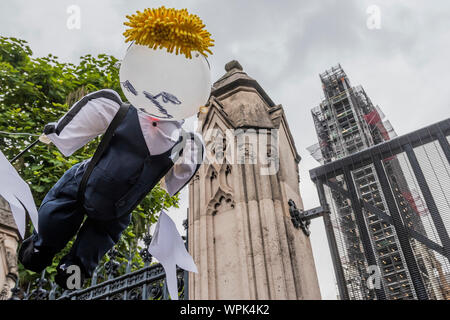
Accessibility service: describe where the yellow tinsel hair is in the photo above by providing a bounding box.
[123,6,214,59]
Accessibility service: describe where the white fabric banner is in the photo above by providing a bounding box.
[148,211,197,300]
[0,149,39,238]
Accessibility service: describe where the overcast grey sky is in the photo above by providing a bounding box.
[1,0,449,299]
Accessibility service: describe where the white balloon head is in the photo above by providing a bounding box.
[119,43,211,121]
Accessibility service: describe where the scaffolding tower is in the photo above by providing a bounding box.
[309,64,446,300]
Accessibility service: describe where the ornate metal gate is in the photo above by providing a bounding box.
[310,118,450,300]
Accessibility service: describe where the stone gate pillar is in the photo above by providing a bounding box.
[0,197,20,300]
[188,61,321,299]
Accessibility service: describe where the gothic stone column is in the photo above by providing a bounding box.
[0,197,20,300]
[188,61,321,300]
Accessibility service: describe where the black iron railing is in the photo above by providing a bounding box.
[310,118,450,300]
[10,220,189,300]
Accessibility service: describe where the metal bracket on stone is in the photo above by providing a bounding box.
[288,199,329,237]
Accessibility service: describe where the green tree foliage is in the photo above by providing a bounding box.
[0,37,179,288]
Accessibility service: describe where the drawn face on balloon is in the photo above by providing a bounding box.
[119,43,211,121]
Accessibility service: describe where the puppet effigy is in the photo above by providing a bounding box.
[0,7,213,300]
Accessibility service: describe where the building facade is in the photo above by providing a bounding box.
[309,65,448,299]
[188,60,321,300]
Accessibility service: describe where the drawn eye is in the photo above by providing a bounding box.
[121,80,138,96]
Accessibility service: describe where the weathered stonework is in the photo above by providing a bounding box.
[0,197,20,300]
[188,61,321,299]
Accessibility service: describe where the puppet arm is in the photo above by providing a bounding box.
[161,132,205,196]
[43,89,123,157]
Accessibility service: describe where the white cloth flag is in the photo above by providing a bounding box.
[148,211,197,300]
[0,149,39,238]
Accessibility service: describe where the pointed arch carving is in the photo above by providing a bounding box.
[207,187,235,216]
[206,165,219,201]
[218,161,233,193]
